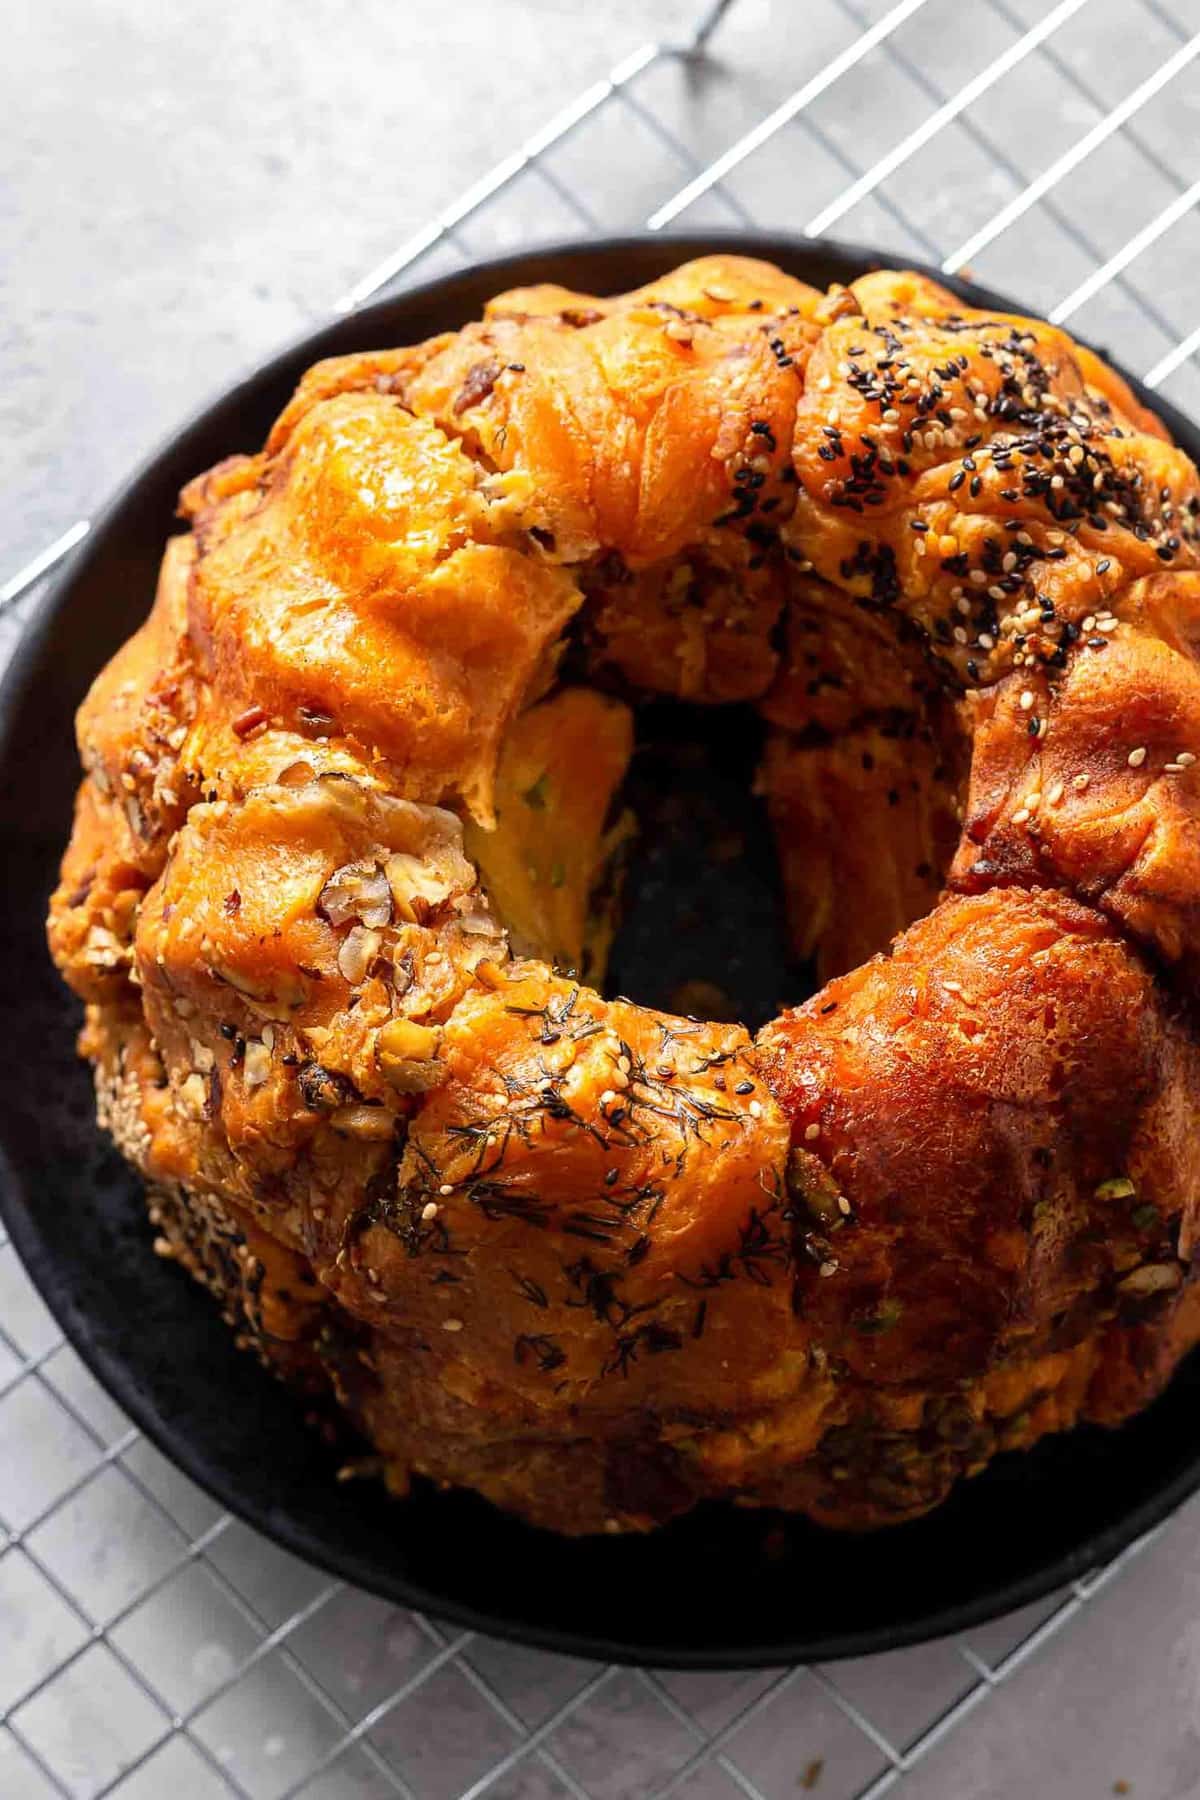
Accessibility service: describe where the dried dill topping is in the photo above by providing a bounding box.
[513,1333,566,1373]
[511,1272,549,1309]
[341,1151,457,1265]
[603,1319,685,1379]
[677,1193,793,1293]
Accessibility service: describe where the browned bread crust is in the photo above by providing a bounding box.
[48,257,1200,1534]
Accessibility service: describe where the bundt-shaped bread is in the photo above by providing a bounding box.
[48,256,1200,1534]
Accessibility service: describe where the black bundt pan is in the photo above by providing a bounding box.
[3,234,1198,1668]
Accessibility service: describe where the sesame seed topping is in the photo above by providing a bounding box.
[442,1318,464,1332]
[748,1099,763,1118]
[1047,780,1065,805]
[422,1201,439,1222]
[1128,747,1147,768]
[804,1122,820,1141]
[1019,690,1035,710]
[1073,772,1091,791]
[1179,751,1196,767]
[439,1183,454,1196]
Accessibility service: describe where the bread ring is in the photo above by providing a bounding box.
[49,256,1200,1534]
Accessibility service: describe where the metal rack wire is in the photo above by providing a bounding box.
[4,0,1200,1792]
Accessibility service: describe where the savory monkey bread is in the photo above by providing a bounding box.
[48,257,1200,1535]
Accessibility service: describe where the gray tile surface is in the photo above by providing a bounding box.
[5,1,1200,1796]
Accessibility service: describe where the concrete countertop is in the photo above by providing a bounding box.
[5,3,1200,1796]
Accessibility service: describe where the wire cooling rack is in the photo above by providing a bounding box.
[5,0,1200,1793]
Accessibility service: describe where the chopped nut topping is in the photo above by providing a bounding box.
[376,1018,445,1092]
[1117,1263,1181,1297]
[385,852,453,923]
[338,925,383,986]
[178,1072,209,1119]
[318,860,393,930]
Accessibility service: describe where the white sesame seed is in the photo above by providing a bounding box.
[804,1122,820,1142]
[748,1099,763,1118]
[1002,553,1017,573]
[599,1089,616,1105]
[1082,615,1096,632]
[1178,752,1196,767]
[818,1260,838,1278]
[1165,762,1185,774]
[442,1318,464,1332]
[1019,690,1035,711]
[1047,781,1065,805]
[439,1183,453,1195]
[1012,808,1031,826]
[953,627,968,645]
[970,569,988,587]
[988,585,1006,602]
[1128,747,1147,768]
[422,1201,439,1221]
[1073,772,1091,791]
[977,633,995,650]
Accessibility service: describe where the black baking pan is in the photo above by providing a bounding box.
[2,233,1198,1669]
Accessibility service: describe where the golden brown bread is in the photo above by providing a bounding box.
[48,255,1200,1534]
